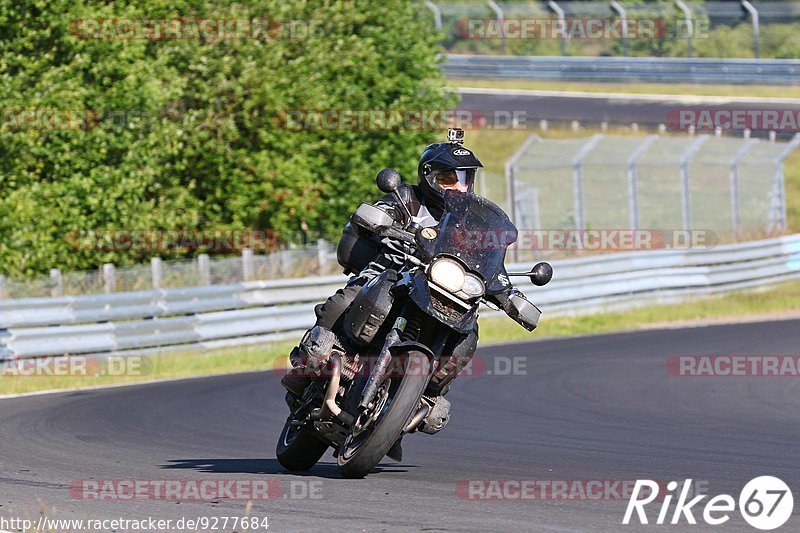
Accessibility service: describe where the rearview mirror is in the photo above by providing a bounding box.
[507,262,553,286]
[529,262,553,286]
[351,203,394,233]
[376,168,402,193]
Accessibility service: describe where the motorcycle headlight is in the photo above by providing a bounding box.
[429,257,466,293]
[462,273,485,298]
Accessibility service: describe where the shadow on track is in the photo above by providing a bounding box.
[160,458,415,478]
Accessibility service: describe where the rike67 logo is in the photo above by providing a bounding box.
[623,477,793,530]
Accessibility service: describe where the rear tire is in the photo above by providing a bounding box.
[276,417,329,471]
[337,351,429,479]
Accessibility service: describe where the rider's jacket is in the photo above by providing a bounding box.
[360,184,442,279]
[338,185,523,318]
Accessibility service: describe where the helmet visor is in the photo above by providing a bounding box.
[432,168,476,193]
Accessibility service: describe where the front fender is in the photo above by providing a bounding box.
[388,341,435,360]
[389,341,437,382]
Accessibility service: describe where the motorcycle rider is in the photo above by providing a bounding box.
[281,130,483,401]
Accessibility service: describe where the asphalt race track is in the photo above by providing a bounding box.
[1,319,798,532]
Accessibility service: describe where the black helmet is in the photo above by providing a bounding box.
[417,138,483,210]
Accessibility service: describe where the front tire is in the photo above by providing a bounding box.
[337,351,429,478]
[276,416,329,471]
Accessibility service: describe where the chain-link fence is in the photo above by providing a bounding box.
[506,132,800,262]
[0,241,340,299]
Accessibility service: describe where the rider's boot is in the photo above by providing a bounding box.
[387,436,403,462]
[280,346,312,397]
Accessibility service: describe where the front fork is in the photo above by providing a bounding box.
[356,311,449,414]
[357,320,405,412]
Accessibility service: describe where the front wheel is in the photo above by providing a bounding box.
[276,416,329,471]
[337,351,429,479]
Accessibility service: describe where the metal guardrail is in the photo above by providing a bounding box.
[444,55,800,85]
[2,235,799,359]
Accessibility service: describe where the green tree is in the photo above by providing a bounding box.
[0,0,454,276]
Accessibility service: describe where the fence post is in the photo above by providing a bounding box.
[729,139,758,235]
[511,184,541,262]
[317,239,329,275]
[610,1,629,57]
[679,135,710,231]
[50,268,63,297]
[151,257,163,289]
[424,0,441,31]
[103,263,116,294]
[572,134,603,231]
[627,135,658,232]
[741,0,760,59]
[487,1,505,54]
[547,1,568,55]
[505,135,542,263]
[198,254,211,285]
[674,0,693,57]
[280,248,292,275]
[242,247,254,282]
[773,133,800,231]
[0,275,6,299]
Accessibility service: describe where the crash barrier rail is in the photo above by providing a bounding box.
[2,233,799,358]
[505,134,800,260]
[430,2,800,60]
[444,55,800,85]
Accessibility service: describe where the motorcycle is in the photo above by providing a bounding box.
[276,168,552,478]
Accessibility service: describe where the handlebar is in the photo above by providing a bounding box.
[380,225,416,244]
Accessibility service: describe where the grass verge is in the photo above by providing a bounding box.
[3,281,799,395]
[0,340,295,396]
[478,280,800,346]
[450,78,800,100]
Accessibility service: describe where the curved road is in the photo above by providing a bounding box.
[1,319,799,531]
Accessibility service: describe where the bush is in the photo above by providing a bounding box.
[0,0,454,276]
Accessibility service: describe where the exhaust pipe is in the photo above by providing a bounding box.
[402,404,430,434]
[311,355,355,426]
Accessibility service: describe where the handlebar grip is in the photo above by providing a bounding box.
[381,226,416,244]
